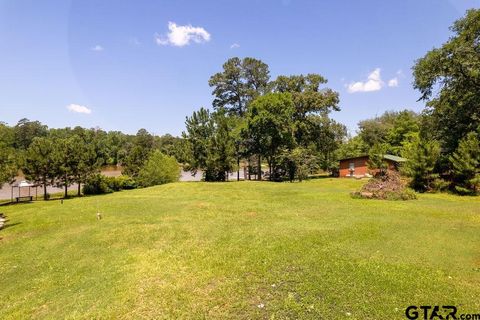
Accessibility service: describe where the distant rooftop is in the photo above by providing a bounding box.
[383,154,407,162]
[339,154,407,162]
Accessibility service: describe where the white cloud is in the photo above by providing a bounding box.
[347,68,384,93]
[388,77,399,87]
[67,104,92,114]
[155,22,211,47]
[91,45,104,52]
[230,43,240,49]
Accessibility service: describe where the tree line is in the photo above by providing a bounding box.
[0,9,479,196]
[0,120,184,199]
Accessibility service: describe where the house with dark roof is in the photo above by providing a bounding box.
[338,154,407,178]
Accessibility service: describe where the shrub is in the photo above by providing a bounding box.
[82,174,113,195]
[115,175,138,190]
[431,178,450,193]
[137,150,180,187]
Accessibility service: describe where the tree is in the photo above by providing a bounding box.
[183,108,236,181]
[271,74,340,146]
[413,9,480,154]
[206,110,236,181]
[279,147,318,182]
[23,137,56,200]
[401,135,441,192]
[246,93,296,180]
[137,150,180,187]
[52,137,76,198]
[209,57,270,117]
[123,129,155,177]
[307,115,347,172]
[367,143,389,176]
[358,110,419,154]
[13,118,48,150]
[0,143,18,187]
[336,135,368,160]
[449,132,480,195]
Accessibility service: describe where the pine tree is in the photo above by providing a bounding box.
[449,132,480,195]
[401,135,440,192]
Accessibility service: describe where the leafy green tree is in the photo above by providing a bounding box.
[209,57,270,117]
[52,137,76,198]
[123,129,155,177]
[137,150,180,187]
[0,122,15,147]
[183,108,236,181]
[449,132,480,195]
[246,93,295,180]
[271,74,340,145]
[307,115,347,172]
[279,147,318,182]
[183,108,214,177]
[336,135,368,160]
[367,143,389,176]
[358,110,419,154]
[23,137,56,200]
[104,130,128,165]
[401,135,441,192]
[0,143,18,187]
[13,118,48,150]
[206,110,236,181]
[413,9,480,153]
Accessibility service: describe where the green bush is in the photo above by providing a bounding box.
[83,174,113,195]
[137,150,180,187]
[114,175,138,190]
[83,175,138,195]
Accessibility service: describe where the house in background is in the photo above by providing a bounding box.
[338,154,407,178]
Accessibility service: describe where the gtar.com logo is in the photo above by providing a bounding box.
[405,306,458,319]
[405,306,480,320]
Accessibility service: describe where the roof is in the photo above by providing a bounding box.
[383,154,407,162]
[13,180,35,188]
[339,154,407,162]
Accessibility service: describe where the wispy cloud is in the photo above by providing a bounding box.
[230,43,240,49]
[347,68,384,93]
[155,22,211,47]
[388,77,399,87]
[128,37,141,46]
[67,104,92,114]
[91,45,104,52]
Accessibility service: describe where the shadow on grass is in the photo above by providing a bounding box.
[2,222,22,230]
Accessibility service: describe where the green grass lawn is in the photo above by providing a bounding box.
[0,179,479,319]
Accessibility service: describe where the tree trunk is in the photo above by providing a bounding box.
[268,159,272,181]
[43,178,47,201]
[237,158,240,181]
[257,155,262,181]
[77,181,81,196]
[64,174,68,198]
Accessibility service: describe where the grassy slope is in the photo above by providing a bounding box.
[0,179,479,319]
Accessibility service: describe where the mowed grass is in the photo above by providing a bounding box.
[0,179,479,319]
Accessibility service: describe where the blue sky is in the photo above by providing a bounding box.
[1,0,479,136]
